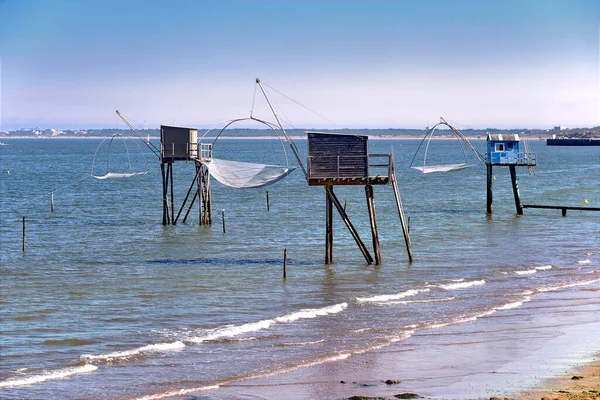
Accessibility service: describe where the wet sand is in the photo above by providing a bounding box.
[203,284,600,400]
[515,357,599,400]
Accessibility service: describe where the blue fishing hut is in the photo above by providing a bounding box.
[486,134,536,215]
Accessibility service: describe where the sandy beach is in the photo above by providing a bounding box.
[201,283,600,400]
[515,357,599,400]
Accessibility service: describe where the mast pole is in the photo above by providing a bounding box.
[255,78,308,179]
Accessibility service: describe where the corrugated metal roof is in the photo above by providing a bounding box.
[488,133,520,141]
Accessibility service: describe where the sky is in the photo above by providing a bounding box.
[0,0,599,130]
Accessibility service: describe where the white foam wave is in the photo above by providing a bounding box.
[0,364,97,388]
[578,259,591,264]
[81,341,185,361]
[275,302,347,323]
[495,297,532,310]
[538,279,600,292]
[355,289,429,303]
[189,303,347,343]
[535,265,553,270]
[135,385,220,400]
[515,269,537,275]
[385,297,455,305]
[438,279,485,290]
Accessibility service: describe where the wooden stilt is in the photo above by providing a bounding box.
[509,165,523,215]
[169,163,175,223]
[325,187,333,264]
[161,163,168,225]
[390,173,413,263]
[365,184,381,265]
[486,163,493,215]
[51,191,55,213]
[200,165,212,225]
[326,186,374,264]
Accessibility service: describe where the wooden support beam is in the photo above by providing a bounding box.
[509,165,523,215]
[390,173,413,263]
[326,186,374,264]
[486,163,493,215]
[325,187,333,264]
[365,184,381,265]
[174,164,202,225]
[169,163,175,223]
[161,163,169,225]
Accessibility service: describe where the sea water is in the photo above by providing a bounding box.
[0,138,598,399]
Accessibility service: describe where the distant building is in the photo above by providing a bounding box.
[553,126,567,131]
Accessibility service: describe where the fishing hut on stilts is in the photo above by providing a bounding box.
[307,132,412,264]
[485,134,536,215]
[117,78,413,264]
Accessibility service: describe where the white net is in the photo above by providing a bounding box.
[205,158,295,189]
[92,171,149,180]
[411,163,471,174]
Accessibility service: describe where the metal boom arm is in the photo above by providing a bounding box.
[116,110,161,159]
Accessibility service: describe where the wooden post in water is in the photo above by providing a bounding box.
[266,191,270,211]
[22,216,25,253]
[486,163,493,215]
[509,165,523,215]
[221,209,226,233]
[283,248,287,279]
[365,184,381,265]
[325,187,333,264]
[51,191,55,213]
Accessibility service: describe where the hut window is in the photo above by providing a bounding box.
[507,142,514,150]
[495,143,505,152]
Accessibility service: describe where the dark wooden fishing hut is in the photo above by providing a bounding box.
[486,134,536,215]
[160,125,212,226]
[307,132,412,264]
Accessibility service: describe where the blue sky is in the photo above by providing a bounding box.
[1,0,598,130]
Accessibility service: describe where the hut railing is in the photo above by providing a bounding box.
[199,143,213,161]
[517,152,536,166]
[368,153,392,178]
[307,154,391,180]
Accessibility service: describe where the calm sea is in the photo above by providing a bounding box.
[0,138,599,399]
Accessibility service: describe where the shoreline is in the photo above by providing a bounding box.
[188,283,600,400]
[0,135,551,141]
[515,357,600,400]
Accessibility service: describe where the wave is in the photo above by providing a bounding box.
[438,279,485,290]
[385,297,456,305]
[81,341,185,362]
[276,339,326,347]
[514,265,552,275]
[134,385,220,400]
[495,296,532,310]
[355,289,429,304]
[578,259,591,264]
[0,364,97,388]
[188,302,347,343]
[514,269,537,275]
[538,278,600,293]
